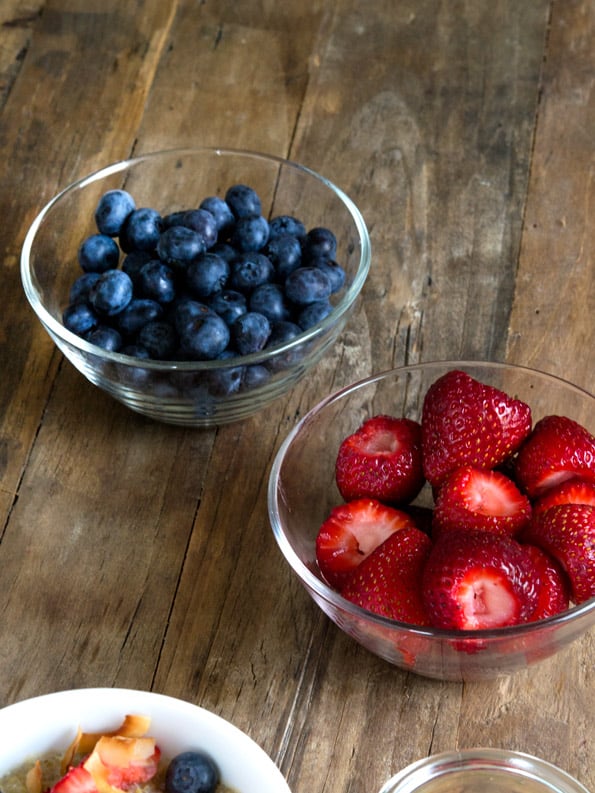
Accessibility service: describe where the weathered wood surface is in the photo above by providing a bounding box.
[0,2,593,793]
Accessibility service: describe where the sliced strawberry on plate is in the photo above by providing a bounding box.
[50,766,98,793]
[335,414,425,505]
[421,530,540,630]
[432,466,532,538]
[533,478,595,516]
[523,544,571,621]
[315,498,416,588]
[340,526,432,625]
[522,503,595,604]
[421,370,532,488]
[514,415,595,499]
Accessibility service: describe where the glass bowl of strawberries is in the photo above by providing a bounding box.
[267,361,595,681]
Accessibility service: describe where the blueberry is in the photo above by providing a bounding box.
[249,283,290,323]
[63,302,98,336]
[208,290,247,325]
[139,260,177,304]
[78,234,120,273]
[298,299,333,329]
[231,215,269,252]
[179,313,231,360]
[171,299,215,336]
[117,298,164,336]
[311,259,346,293]
[165,751,219,793]
[266,320,302,347]
[302,226,337,261]
[122,250,153,287]
[88,270,134,316]
[241,364,270,390]
[284,266,332,305]
[157,226,207,270]
[268,214,306,241]
[137,320,178,359]
[206,350,245,397]
[119,208,163,253]
[162,210,188,229]
[231,311,271,355]
[265,234,302,278]
[209,242,237,264]
[199,195,235,233]
[120,343,151,359]
[94,189,135,236]
[182,208,218,248]
[225,184,261,219]
[229,252,274,292]
[185,253,229,299]
[69,272,101,304]
[86,325,122,352]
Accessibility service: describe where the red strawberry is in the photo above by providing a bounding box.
[335,414,425,504]
[514,415,595,499]
[421,370,532,488]
[522,503,595,604]
[421,530,540,630]
[50,767,98,793]
[432,466,532,538]
[315,499,416,588]
[523,544,571,621]
[533,478,595,516]
[340,526,432,625]
[84,736,160,792]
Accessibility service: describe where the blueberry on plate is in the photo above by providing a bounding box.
[231,311,271,355]
[78,233,120,273]
[119,207,163,253]
[88,269,134,316]
[94,189,136,236]
[165,751,220,793]
[284,266,332,305]
[225,183,262,219]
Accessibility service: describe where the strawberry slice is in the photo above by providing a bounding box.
[533,478,595,516]
[421,530,540,630]
[335,414,425,504]
[315,498,417,588]
[523,544,571,621]
[340,526,432,625]
[50,767,98,793]
[514,415,595,499]
[432,466,532,538]
[421,370,532,488]
[522,503,595,604]
[84,736,160,793]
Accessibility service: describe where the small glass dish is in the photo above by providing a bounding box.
[379,749,590,793]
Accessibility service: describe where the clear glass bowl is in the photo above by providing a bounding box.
[267,361,595,681]
[21,148,370,426]
[379,749,590,793]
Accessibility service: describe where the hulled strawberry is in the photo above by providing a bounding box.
[522,503,595,604]
[315,498,417,588]
[421,530,540,630]
[432,466,531,538]
[514,415,595,499]
[335,414,425,504]
[340,526,432,625]
[533,478,595,516]
[421,370,532,488]
[523,544,571,621]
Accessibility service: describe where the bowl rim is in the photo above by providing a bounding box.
[267,359,595,641]
[20,146,371,370]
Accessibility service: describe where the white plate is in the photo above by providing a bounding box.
[0,688,291,793]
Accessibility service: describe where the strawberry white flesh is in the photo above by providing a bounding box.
[455,569,521,629]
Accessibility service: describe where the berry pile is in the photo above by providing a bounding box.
[315,369,595,630]
[62,186,345,371]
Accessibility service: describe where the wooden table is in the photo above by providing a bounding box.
[1,1,593,791]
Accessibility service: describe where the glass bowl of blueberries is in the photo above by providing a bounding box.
[21,147,371,426]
